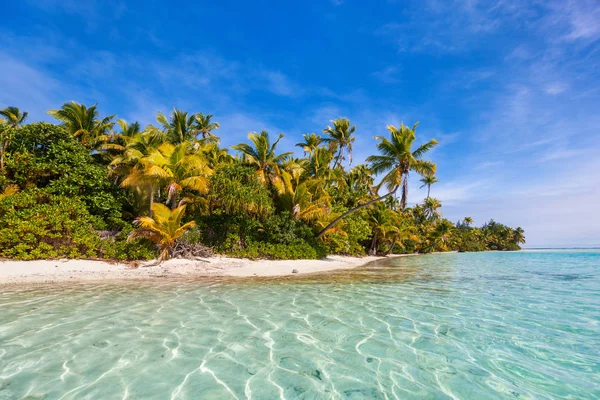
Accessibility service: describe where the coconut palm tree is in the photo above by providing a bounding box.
[420,173,439,199]
[0,106,28,127]
[123,142,212,209]
[368,122,438,209]
[322,118,356,169]
[366,202,397,255]
[429,219,455,251]
[423,197,442,220]
[317,122,437,238]
[272,169,330,223]
[156,108,197,144]
[295,133,322,156]
[201,142,234,168]
[307,146,334,181]
[128,203,196,262]
[463,216,474,227]
[231,130,293,184]
[0,106,28,171]
[99,119,142,154]
[513,227,526,244]
[193,113,220,143]
[47,102,114,148]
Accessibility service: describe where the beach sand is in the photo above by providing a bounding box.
[0,255,390,285]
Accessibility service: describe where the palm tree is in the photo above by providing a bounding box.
[368,122,438,209]
[156,108,197,144]
[431,219,455,251]
[0,106,28,127]
[317,122,437,238]
[307,146,334,181]
[201,142,234,168]
[110,126,167,174]
[0,106,28,171]
[419,173,439,199]
[463,217,473,227]
[513,227,526,245]
[272,169,330,223]
[367,202,397,255]
[194,113,220,142]
[128,203,196,262]
[322,118,356,169]
[423,197,442,220]
[231,130,293,184]
[100,119,142,153]
[295,133,322,156]
[48,101,114,147]
[123,142,212,209]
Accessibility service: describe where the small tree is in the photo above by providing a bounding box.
[128,203,196,262]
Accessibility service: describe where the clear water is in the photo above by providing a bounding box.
[1,250,599,399]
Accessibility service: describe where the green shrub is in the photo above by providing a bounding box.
[231,240,324,260]
[0,190,155,261]
[208,164,274,217]
[0,189,104,260]
[98,225,156,261]
[322,208,371,256]
[4,122,129,229]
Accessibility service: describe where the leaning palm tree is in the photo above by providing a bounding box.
[231,130,293,184]
[193,112,220,142]
[128,203,196,262]
[420,173,439,200]
[48,101,114,148]
[317,122,437,238]
[322,118,356,169]
[156,108,197,144]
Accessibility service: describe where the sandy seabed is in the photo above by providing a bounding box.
[0,255,393,285]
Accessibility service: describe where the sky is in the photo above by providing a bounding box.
[1,0,599,247]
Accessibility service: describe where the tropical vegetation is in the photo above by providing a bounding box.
[0,103,525,261]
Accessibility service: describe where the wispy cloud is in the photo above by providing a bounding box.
[372,66,400,83]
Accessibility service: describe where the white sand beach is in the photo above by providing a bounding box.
[0,255,391,285]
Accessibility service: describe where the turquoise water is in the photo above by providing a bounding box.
[1,251,599,399]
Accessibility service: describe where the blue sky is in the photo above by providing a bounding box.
[1,0,599,247]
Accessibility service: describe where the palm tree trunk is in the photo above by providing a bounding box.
[317,187,398,238]
[0,138,8,171]
[427,185,431,200]
[400,177,409,210]
[384,241,395,255]
[368,232,378,255]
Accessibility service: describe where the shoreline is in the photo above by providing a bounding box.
[0,255,412,285]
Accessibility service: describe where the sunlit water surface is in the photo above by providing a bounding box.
[1,250,599,399]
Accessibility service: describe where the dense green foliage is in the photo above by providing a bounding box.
[0,103,525,261]
[0,189,154,260]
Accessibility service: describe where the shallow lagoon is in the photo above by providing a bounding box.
[1,250,599,399]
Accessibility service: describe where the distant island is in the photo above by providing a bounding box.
[0,103,525,263]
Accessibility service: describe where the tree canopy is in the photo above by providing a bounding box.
[0,103,525,261]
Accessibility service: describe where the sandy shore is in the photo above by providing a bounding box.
[0,255,390,285]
